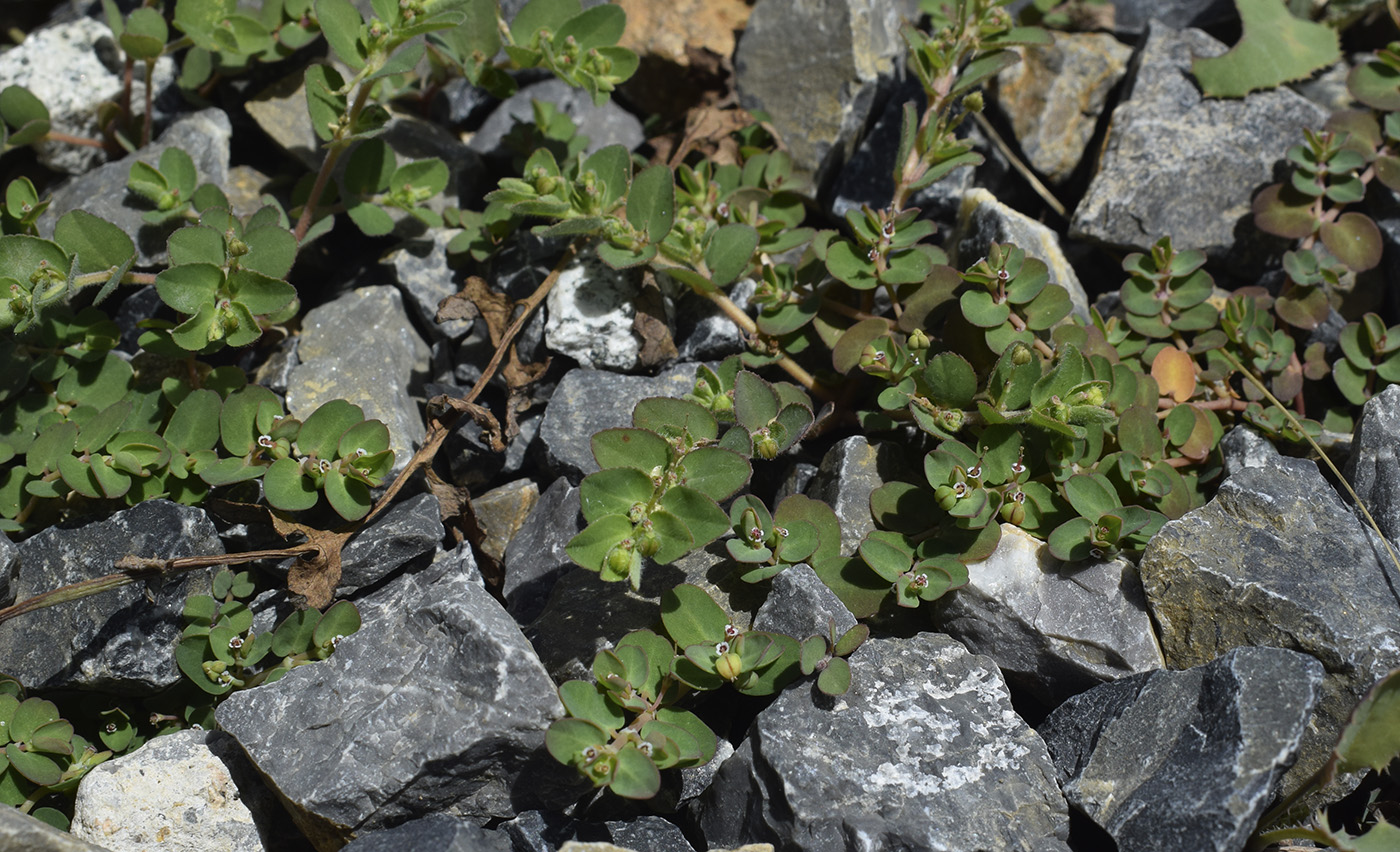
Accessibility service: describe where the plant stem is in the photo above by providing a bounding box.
[293,81,376,242]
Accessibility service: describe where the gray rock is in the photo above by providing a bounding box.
[537,362,704,483]
[1344,384,1400,546]
[502,811,695,852]
[691,633,1070,852]
[1219,424,1285,478]
[1039,647,1325,852]
[341,814,510,852]
[753,563,857,641]
[1138,453,1400,804]
[504,477,582,624]
[469,78,644,161]
[216,550,564,850]
[244,68,326,171]
[40,109,233,267]
[0,17,176,174]
[285,285,430,476]
[1070,22,1327,271]
[335,492,443,594]
[936,524,1163,706]
[808,436,909,556]
[382,230,473,341]
[991,31,1132,185]
[545,246,649,371]
[0,806,113,852]
[0,501,219,693]
[71,729,307,852]
[953,188,1091,320]
[735,0,919,195]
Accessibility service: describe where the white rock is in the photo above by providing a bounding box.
[0,18,176,174]
[71,730,283,852]
[545,246,644,371]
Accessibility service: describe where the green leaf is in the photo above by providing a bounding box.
[1191,0,1340,97]
[679,446,750,502]
[566,514,635,573]
[732,371,779,433]
[272,609,318,657]
[312,600,360,650]
[656,485,728,550]
[817,656,852,695]
[53,210,135,274]
[632,397,717,443]
[298,399,363,460]
[344,139,395,195]
[121,6,169,60]
[923,352,977,409]
[590,428,670,472]
[315,0,366,68]
[510,0,582,47]
[305,64,349,143]
[825,239,879,290]
[1333,667,1400,775]
[0,86,51,147]
[660,583,730,649]
[262,457,319,512]
[610,743,661,799]
[324,468,372,520]
[5,745,60,787]
[545,716,609,767]
[626,163,675,242]
[1320,212,1382,272]
[705,224,758,288]
[556,3,626,50]
[559,681,625,732]
[579,466,654,522]
[155,262,222,316]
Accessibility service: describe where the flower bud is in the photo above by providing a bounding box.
[753,429,779,460]
[715,651,744,681]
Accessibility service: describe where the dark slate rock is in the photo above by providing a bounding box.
[502,811,695,852]
[382,230,473,342]
[527,540,766,684]
[1069,22,1327,272]
[734,0,919,195]
[672,278,753,363]
[335,492,443,594]
[691,633,1071,852]
[431,77,501,130]
[808,436,909,556]
[752,563,857,641]
[0,501,219,693]
[341,814,511,852]
[1138,452,1400,803]
[469,78,644,162]
[285,285,430,476]
[0,806,113,852]
[1039,647,1324,852]
[1344,384,1400,546]
[935,525,1163,706]
[39,109,233,267]
[990,31,1132,185]
[503,476,582,624]
[538,363,704,483]
[216,549,564,851]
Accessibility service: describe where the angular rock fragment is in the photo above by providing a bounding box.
[691,633,1070,852]
[1039,647,1324,852]
[217,552,564,850]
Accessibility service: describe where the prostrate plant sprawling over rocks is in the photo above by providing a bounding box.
[0,0,1399,850]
